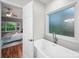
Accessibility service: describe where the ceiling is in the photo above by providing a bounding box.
[39,0,52,4]
[1,0,32,7]
[1,0,75,7]
[39,0,75,4]
[0,0,54,7]
[1,0,52,7]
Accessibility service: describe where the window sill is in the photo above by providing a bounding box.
[45,33,79,44]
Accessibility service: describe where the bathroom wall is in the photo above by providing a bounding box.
[23,0,45,57]
[33,0,45,40]
[45,0,79,53]
[0,2,1,57]
[75,1,79,42]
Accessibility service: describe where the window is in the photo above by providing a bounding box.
[49,7,75,37]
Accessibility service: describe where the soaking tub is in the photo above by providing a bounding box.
[34,39,79,58]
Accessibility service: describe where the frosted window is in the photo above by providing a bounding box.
[49,7,75,37]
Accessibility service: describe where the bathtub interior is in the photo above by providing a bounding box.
[34,39,79,58]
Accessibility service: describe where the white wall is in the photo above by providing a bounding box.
[23,1,34,58]
[23,0,45,57]
[0,2,1,58]
[45,0,79,53]
[75,1,79,41]
[33,0,45,40]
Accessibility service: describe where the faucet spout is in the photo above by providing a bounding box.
[52,32,58,44]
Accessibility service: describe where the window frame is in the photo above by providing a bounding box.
[45,2,76,40]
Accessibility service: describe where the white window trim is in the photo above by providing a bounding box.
[45,1,76,41]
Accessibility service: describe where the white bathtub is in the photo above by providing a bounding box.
[34,39,79,58]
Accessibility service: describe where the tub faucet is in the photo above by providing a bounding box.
[52,32,58,44]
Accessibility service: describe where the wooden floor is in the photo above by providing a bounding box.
[1,43,22,58]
